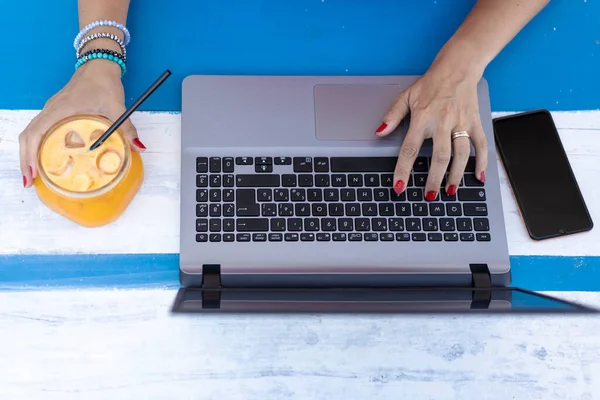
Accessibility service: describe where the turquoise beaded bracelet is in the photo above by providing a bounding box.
[75,49,127,77]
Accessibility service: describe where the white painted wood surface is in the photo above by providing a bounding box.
[1,110,599,256]
[0,289,599,400]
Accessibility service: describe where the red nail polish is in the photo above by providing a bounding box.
[425,191,438,201]
[375,122,387,133]
[393,180,405,194]
[480,171,486,183]
[22,175,27,187]
[447,185,457,196]
[133,138,146,149]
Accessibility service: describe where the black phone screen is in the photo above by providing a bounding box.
[493,110,592,240]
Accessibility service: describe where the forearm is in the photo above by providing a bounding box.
[77,0,131,77]
[433,0,550,79]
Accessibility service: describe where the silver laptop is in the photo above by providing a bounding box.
[174,75,597,314]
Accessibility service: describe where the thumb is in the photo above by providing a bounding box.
[376,90,410,137]
[110,109,145,152]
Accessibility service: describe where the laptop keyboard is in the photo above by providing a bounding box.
[195,156,490,243]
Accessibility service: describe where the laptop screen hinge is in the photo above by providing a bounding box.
[469,263,492,309]
[201,264,222,309]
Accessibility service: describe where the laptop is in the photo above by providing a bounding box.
[174,75,598,314]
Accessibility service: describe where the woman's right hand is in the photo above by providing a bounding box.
[19,61,146,188]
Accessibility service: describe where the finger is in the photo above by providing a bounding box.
[376,91,410,137]
[109,108,146,152]
[445,134,471,195]
[425,129,452,201]
[18,132,32,188]
[26,133,43,183]
[470,120,488,182]
[21,116,54,185]
[393,122,425,195]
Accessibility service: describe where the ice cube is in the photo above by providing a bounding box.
[47,155,74,177]
[65,130,85,148]
[96,149,123,175]
[73,173,94,191]
[90,129,104,142]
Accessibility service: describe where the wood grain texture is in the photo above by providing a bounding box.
[1,110,599,256]
[0,289,599,400]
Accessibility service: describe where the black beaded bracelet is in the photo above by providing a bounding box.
[75,48,127,77]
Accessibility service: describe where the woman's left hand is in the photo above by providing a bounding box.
[375,59,488,201]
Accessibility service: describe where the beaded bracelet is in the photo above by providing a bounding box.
[73,20,130,49]
[75,49,127,77]
[76,32,127,61]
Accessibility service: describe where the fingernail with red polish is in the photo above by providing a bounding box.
[447,185,457,196]
[480,171,486,183]
[133,138,146,149]
[394,180,405,194]
[22,175,27,187]
[426,191,438,201]
[375,122,387,133]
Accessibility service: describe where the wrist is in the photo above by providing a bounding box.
[429,37,488,83]
[75,58,122,82]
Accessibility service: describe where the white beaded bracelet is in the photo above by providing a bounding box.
[73,20,130,50]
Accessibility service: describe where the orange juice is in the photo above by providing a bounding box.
[34,114,144,227]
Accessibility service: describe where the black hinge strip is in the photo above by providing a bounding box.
[202,264,222,309]
[469,263,492,309]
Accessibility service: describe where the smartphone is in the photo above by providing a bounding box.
[493,109,593,240]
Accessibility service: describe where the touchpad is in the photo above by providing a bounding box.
[314,84,408,141]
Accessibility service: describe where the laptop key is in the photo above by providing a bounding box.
[196,204,208,217]
[278,204,294,216]
[428,233,443,241]
[345,203,360,216]
[196,175,208,187]
[365,233,378,241]
[285,233,299,241]
[274,189,289,202]
[476,233,491,241]
[261,203,276,217]
[282,174,297,187]
[357,189,372,202]
[381,174,394,187]
[331,157,396,173]
[349,233,363,241]
[390,189,407,202]
[315,174,330,187]
[465,157,476,172]
[355,218,370,231]
[314,157,329,172]
[210,157,221,173]
[414,174,427,187]
[362,203,377,216]
[395,204,411,216]
[196,233,208,242]
[299,174,314,187]
[457,218,473,231]
[236,218,269,232]
[412,203,428,216]
[235,157,252,165]
[464,203,488,216]
[253,233,267,242]
[333,233,347,241]
[429,203,445,216]
[317,233,331,241]
[196,219,208,232]
[236,233,251,242]
[338,218,353,231]
[307,189,322,202]
[255,164,273,173]
[270,218,286,231]
[463,173,484,187]
[389,218,404,231]
[209,234,221,242]
[237,204,259,217]
[210,189,221,202]
[255,157,272,165]
[274,157,292,165]
[441,192,457,202]
[295,204,310,216]
[365,174,380,187]
[374,189,389,201]
[256,189,272,202]
[332,175,347,187]
[324,189,339,201]
[223,175,235,187]
[268,233,283,242]
[305,218,320,231]
[348,175,363,187]
[293,157,313,173]
[288,218,303,231]
[458,188,486,201]
[423,218,438,231]
[223,219,235,232]
[473,218,490,231]
[460,233,475,241]
[223,204,235,217]
[209,219,221,232]
[446,203,462,216]
[372,218,387,231]
[380,233,394,241]
[222,157,234,173]
[196,189,208,202]
[406,218,421,231]
[223,234,235,242]
[328,204,344,216]
[440,218,455,231]
[413,157,428,172]
[223,189,234,202]
[444,233,459,241]
[301,233,315,241]
[412,233,426,241]
[210,204,221,217]
[379,203,394,216]
[291,189,306,202]
[396,233,411,241]
[196,157,209,173]
[407,188,423,201]
[236,175,280,188]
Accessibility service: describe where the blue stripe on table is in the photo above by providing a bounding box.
[4,0,599,112]
[1,254,599,291]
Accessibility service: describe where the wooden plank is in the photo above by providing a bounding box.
[1,110,599,256]
[0,289,599,400]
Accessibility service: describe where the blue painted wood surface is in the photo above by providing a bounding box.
[4,0,599,112]
[1,254,599,291]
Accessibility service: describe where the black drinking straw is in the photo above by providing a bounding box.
[89,69,172,151]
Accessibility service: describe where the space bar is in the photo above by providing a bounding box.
[330,157,398,172]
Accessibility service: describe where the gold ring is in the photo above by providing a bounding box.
[451,131,470,141]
